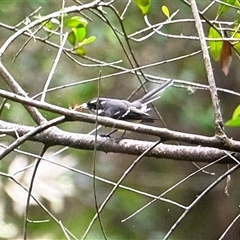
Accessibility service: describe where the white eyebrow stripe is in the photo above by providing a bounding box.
[89,99,98,104]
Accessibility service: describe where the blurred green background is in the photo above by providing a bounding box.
[0,0,240,239]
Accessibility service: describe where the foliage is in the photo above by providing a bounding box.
[208,0,240,76]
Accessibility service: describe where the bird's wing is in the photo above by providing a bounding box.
[120,106,154,122]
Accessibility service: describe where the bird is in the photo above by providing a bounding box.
[76,79,173,120]
[73,79,173,137]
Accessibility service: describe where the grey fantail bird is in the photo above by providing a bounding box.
[76,79,173,123]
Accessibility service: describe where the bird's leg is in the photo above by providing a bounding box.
[100,129,118,138]
[100,129,127,143]
[114,130,127,143]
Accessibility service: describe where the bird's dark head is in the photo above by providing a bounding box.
[76,98,107,115]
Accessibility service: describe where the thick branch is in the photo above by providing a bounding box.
[0,120,238,163]
[0,88,239,151]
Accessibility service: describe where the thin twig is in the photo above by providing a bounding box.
[0,116,66,161]
[23,145,49,240]
[163,163,240,240]
[81,139,161,239]
[41,32,68,102]
[92,71,108,239]
[121,154,225,223]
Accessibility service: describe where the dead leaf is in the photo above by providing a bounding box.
[220,40,232,76]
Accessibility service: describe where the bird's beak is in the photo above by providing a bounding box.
[70,103,88,112]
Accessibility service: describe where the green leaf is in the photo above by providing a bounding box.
[232,104,240,119]
[81,36,96,45]
[236,0,240,7]
[75,46,85,56]
[64,16,88,28]
[43,20,53,31]
[225,105,240,127]
[208,27,223,61]
[225,116,240,126]
[68,30,76,46]
[68,26,87,46]
[75,25,87,42]
[162,5,170,18]
[135,0,151,15]
[41,18,59,32]
[217,0,236,18]
[35,15,60,35]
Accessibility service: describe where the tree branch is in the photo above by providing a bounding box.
[0,88,239,151]
[189,0,225,136]
[0,119,237,163]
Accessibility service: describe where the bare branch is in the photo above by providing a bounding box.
[0,88,239,150]
[0,119,238,163]
[189,0,225,136]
